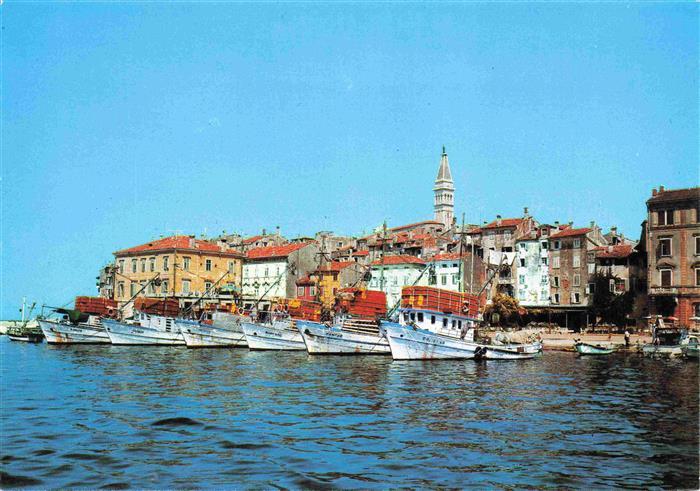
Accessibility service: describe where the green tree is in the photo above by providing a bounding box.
[590,271,635,327]
[485,293,521,325]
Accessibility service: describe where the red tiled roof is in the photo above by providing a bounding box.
[352,250,369,256]
[247,242,311,260]
[242,235,263,244]
[318,261,355,272]
[431,252,464,261]
[483,218,524,229]
[295,275,315,285]
[550,227,593,239]
[371,255,425,266]
[115,235,237,256]
[389,220,443,232]
[647,187,700,204]
[593,245,634,259]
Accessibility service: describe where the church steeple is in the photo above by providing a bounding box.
[434,146,455,228]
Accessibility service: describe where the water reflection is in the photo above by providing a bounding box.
[1,338,698,488]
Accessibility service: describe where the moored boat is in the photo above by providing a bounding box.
[642,317,687,359]
[683,335,699,359]
[241,318,306,350]
[176,312,248,348]
[383,319,479,360]
[7,300,43,343]
[103,312,185,346]
[297,318,391,355]
[480,342,543,360]
[574,342,614,356]
[39,315,110,344]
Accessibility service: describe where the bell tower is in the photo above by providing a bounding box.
[434,146,454,228]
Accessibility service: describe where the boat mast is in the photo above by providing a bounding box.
[457,212,465,294]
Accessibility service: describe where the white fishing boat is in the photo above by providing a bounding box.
[176,312,248,348]
[296,317,391,355]
[642,317,687,359]
[39,315,110,344]
[103,312,185,346]
[382,307,479,360]
[479,342,543,360]
[574,342,614,356]
[241,315,305,351]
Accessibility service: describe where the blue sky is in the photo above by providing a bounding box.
[2,3,697,318]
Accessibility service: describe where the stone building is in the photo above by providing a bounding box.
[645,186,700,329]
[241,242,320,310]
[369,255,428,308]
[113,235,244,310]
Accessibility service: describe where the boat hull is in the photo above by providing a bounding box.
[7,333,43,343]
[642,344,684,358]
[685,346,699,359]
[296,320,390,355]
[241,321,305,351]
[176,320,247,348]
[103,319,185,346]
[382,321,478,360]
[39,320,110,344]
[574,342,614,355]
[481,343,543,360]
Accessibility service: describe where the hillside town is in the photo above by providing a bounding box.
[95,148,700,332]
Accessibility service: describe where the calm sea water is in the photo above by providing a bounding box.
[1,336,698,489]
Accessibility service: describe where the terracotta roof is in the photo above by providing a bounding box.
[593,244,634,259]
[483,218,524,229]
[389,220,443,232]
[115,236,237,256]
[317,261,355,272]
[241,235,263,244]
[352,250,369,256]
[247,242,311,260]
[647,187,700,204]
[550,227,592,239]
[295,275,315,286]
[431,252,464,261]
[371,255,425,266]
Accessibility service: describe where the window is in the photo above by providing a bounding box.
[519,242,526,250]
[430,315,436,324]
[553,276,560,287]
[695,303,700,318]
[573,238,581,248]
[149,257,155,272]
[264,266,269,276]
[297,286,304,297]
[519,275,526,285]
[205,259,212,272]
[519,258,526,267]
[442,317,448,327]
[695,236,700,255]
[553,293,560,304]
[140,258,146,272]
[163,256,170,271]
[696,268,700,287]
[452,274,459,285]
[588,283,595,294]
[417,313,424,322]
[573,274,580,287]
[588,264,595,274]
[118,260,124,274]
[131,259,137,273]
[130,282,137,296]
[117,282,124,298]
[609,279,616,293]
[541,241,548,250]
[183,257,191,271]
[161,280,168,294]
[553,240,561,250]
[541,274,548,285]
[658,209,674,226]
[147,282,155,295]
[572,292,581,304]
[441,275,447,285]
[659,238,672,257]
[541,257,548,266]
[660,269,672,287]
[573,255,580,268]
[182,279,191,293]
[204,281,213,292]
[228,261,235,273]
[553,257,560,269]
[310,286,316,296]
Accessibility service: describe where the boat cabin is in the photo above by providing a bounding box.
[398,307,475,341]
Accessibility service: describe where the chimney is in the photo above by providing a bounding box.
[652,188,657,196]
[262,228,266,236]
[590,220,595,228]
[554,220,559,227]
[523,207,529,217]
[496,215,502,226]
[276,226,281,236]
[659,185,665,193]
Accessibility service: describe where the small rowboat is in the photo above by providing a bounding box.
[574,342,614,355]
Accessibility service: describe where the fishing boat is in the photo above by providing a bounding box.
[177,312,248,348]
[479,342,544,360]
[103,312,185,346]
[7,299,43,343]
[642,317,687,358]
[241,315,306,351]
[574,341,614,355]
[683,335,699,359]
[39,310,110,344]
[297,317,391,355]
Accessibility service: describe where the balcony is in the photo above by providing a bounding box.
[649,287,679,296]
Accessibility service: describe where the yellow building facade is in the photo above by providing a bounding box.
[113,235,243,305]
